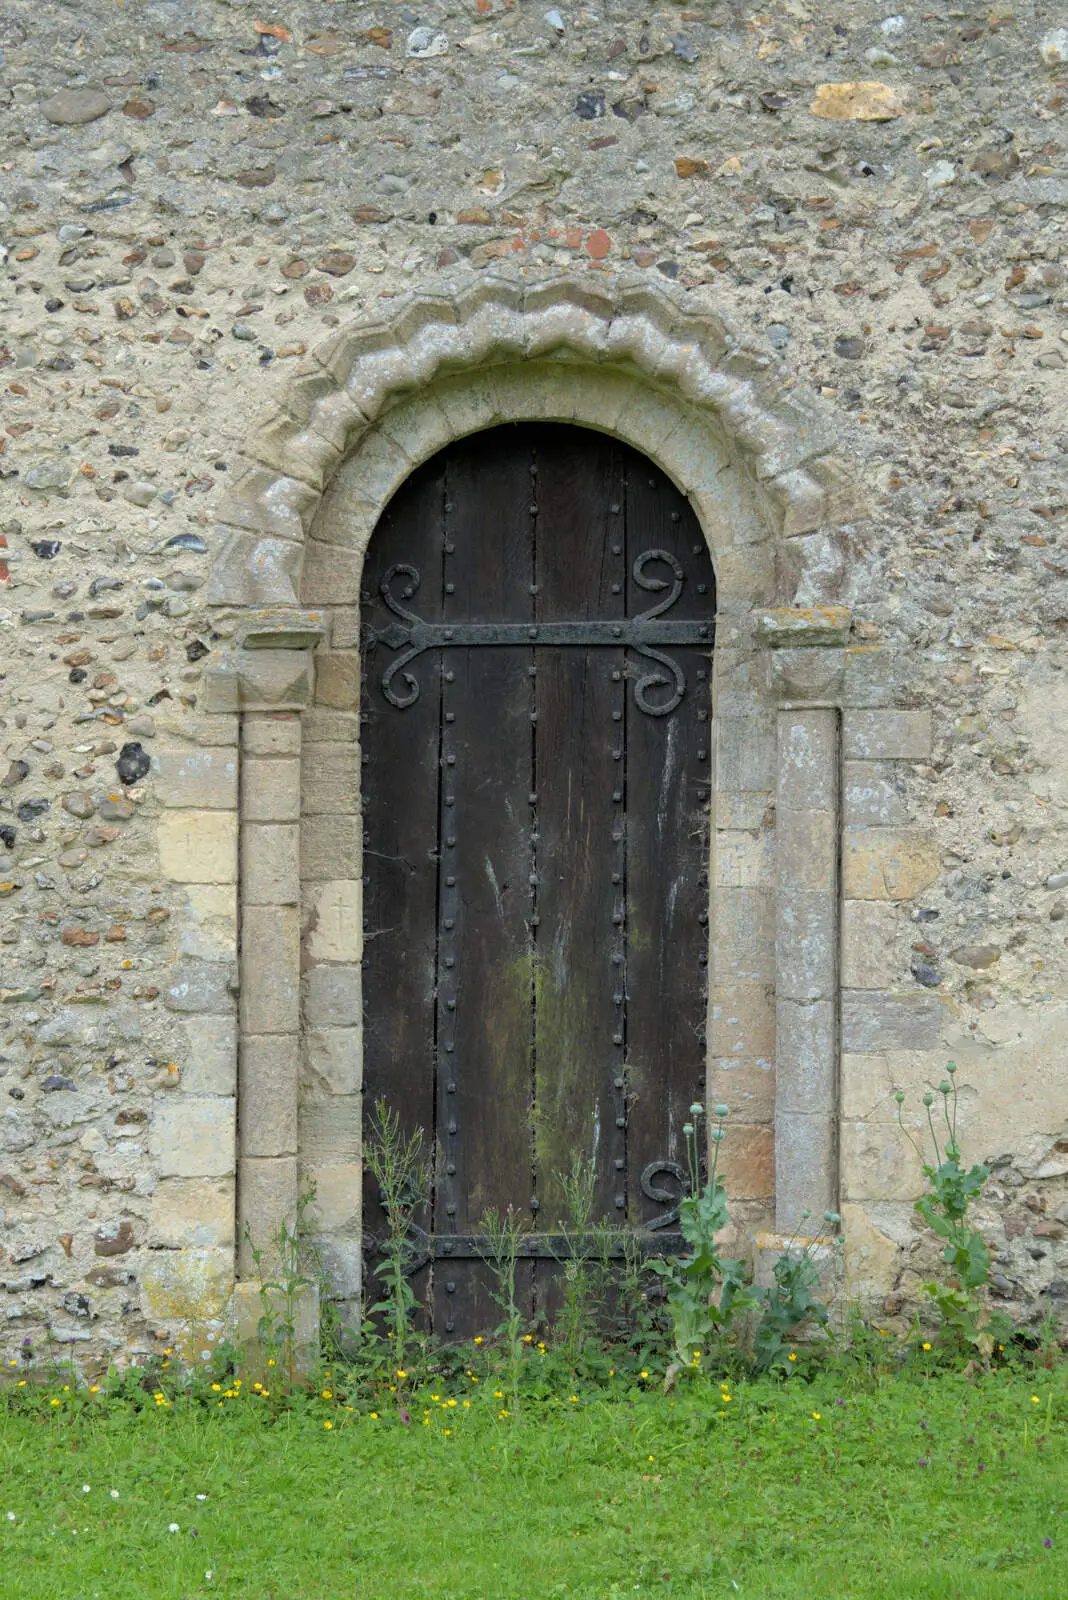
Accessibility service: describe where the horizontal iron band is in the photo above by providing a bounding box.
[370,618,713,652]
[365,1230,685,1264]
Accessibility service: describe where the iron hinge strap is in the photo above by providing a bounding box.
[365,1229,686,1273]
[368,548,714,717]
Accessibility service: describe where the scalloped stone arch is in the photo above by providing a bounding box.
[205,272,854,614]
[214,273,861,1333]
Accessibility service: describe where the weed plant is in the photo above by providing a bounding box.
[363,1097,432,1371]
[647,1103,755,1377]
[896,1063,1013,1362]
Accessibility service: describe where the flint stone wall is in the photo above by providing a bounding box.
[1,2,1067,1369]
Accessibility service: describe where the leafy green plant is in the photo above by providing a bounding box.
[363,1098,432,1371]
[244,1187,319,1391]
[478,1203,528,1409]
[554,1153,622,1369]
[752,1209,837,1373]
[647,1103,755,1376]
[896,1064,1012,1362]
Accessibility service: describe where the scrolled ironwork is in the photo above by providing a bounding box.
[640,1159,691,1230]
[368,547,712,716]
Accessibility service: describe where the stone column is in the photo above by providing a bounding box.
[237,711,302,1275]
[774,707,839,1230]
[758,608,850,1234]
[202,610,322,1280]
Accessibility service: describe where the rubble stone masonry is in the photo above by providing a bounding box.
[1,1,1067,1367]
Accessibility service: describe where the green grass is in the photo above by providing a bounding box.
[2,1365,1066,1599]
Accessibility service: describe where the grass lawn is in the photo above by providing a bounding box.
[2,1363,1066,1599]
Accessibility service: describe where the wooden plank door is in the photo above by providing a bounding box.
[360,424,715,1339]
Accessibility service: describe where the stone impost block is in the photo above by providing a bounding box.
[843,762,910,827]
[155,749,238,810]
[242,756,301,823]
[777,712,838,811]
[776,890,836,1002]
[240,906,300,1034]
[241,1034,299,1158]
[242,823,300,906]
[776,807,836,893]
[181,1015,238,1097]
[303,880,363,964]
[164,960,237,1016]
[242,713,302,756]
[717,1122,775,1201]
[303,1027,363,1098]
[301,813,362,881]
[776,998,836,1112]
[149,1097,236,1179]
[237,1157,299,1276]
[149,1177,236,1249]
[756,606,851,648]
[842,828,940,901]
[301,746,361,815]
[298,1096,362,1164]
[774,1110,836,1231]
[239,607,325,652]
[843,710,933,762]
[841,901,905,990]
[841,992,944,1054]
[158,811,237,884]
[141,1247,234,1323]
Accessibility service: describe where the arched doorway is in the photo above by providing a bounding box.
[359,424,716,1337]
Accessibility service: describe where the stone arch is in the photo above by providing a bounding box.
[202,273,861,1328]
[205,271,855,617]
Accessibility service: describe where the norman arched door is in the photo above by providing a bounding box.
[359,424,715,1336]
